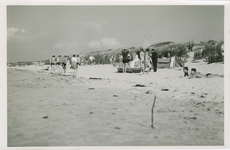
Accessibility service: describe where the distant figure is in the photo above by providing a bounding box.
[118,54,123,67]
[112,55,117,67]
[56,55,62,74]
[71,55,80,77]
[133,55,141,68]
[151,48,158,72]
[62,55,68,73]
[50,55,56,74]
[110,56,113,65]
[127,53,132,68]
[139,49,145,73]
[183,67,189,77]
[145,51,152,73]
[89,56,95,65]
[76,55,81,73]
[81,58,85,65]
[121,49,130,73]
[170,56,175,68]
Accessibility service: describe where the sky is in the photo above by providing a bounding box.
[7,5,224,62]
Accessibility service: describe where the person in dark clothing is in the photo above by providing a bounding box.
[121,49,130,73]
[183,67,189,77]
[62,55,68,73]
[151,48,158,72]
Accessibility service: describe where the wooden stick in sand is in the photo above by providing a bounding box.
[151,95,157,128]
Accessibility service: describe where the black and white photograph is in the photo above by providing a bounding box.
[1,0,230,148]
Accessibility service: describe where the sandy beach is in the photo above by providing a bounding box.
[7,61,224,146]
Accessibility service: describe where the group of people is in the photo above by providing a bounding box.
[183,67,223,79]
[49,54,80,77]
[120,47,158,73]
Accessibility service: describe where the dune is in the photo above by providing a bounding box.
[7,61,224,146]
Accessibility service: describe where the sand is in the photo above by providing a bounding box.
[7,61,224,146]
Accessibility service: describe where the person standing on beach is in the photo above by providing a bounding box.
[56,55,62,74]
[89,56,95,65]
[71,55,80,77]
[145,49,152,73]
[71,55,77,77]
[76,55,81,75]
[50,55,56,74]
[110,56,113,65]
[118,54,123,67]
[112,55,117,67]
[62,55,68,73]
[139,48,145,73]
[151,48,158,72]
[121,49,130,73]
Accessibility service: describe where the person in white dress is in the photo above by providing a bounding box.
[71,55,80,77]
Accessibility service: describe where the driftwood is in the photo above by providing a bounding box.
[161,89,169,91]
[135,84,146,87]
[151,95,157,128]
[89,77,102,80]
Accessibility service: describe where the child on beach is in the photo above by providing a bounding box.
[183,67,189,77]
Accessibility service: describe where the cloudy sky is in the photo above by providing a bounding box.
[7,5,224,62]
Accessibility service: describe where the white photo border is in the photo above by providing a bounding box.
[0,0,229,150]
